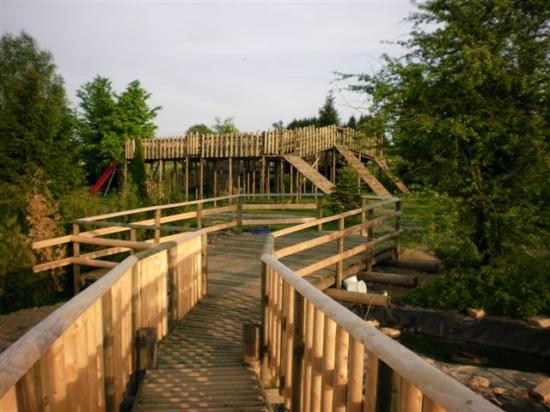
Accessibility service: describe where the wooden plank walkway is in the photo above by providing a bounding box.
[135,231,366,411]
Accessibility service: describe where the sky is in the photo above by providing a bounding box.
[1,1,416,135]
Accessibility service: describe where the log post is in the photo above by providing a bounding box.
[130,228,137,254]
[199,158,204,199]
[154,209,161,244]
[367,208,374,272]
[236,197,243,227]
[196,202,203,229]
[333,326,349,412]
[72,223,80,294]
[393,200,402,260]
[291,291,305,411]
[365,352,379,412]
[361,197,367,237]
[243,323,261,374]
[228,158,233,196]
[336,216,345,288]
[399,378,423,412]
[316,197,323,231]
[347,338,365,412]
[185,157,189,200]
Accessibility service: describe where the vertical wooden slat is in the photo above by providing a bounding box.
[310,307,325,411]
[321,316,336,412]
[347,338,365,412]
[336,216,345,288]
[291,290,305,411]
[0,387,18,412]
[423,397,446,412]
[302,301,314,411]
[333,326,349,412]
[400,378,423,412]
[283,282,295,409]
[72,224,80,294]
[365,351,379,412]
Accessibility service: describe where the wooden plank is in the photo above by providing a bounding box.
[72,236,152,250]
[72,258,117,269]
[324,289,389,307]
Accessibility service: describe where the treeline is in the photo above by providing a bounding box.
[0,32,161,312]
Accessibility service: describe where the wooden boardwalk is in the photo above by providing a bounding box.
[134,231,365,411]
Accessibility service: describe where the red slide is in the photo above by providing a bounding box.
[90,161,117,195]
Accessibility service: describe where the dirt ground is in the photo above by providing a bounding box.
[0,303,62,353]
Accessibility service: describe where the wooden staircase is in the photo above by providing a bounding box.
[372,157,410,193]
[283,154,335,194]
[334,144,391,197]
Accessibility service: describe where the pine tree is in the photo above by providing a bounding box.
[328,166,361,213]
[317,93,340,126]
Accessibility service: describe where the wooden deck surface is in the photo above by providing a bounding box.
[135,231,365,411]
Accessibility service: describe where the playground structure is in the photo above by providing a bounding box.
[0,193,502,412]
[123,125,409,198]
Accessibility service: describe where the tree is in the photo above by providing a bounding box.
[345,0,549,260]
[287,117,318,130]
[187,124,213,135]
[129,138,148,200]
[212,117,239,134]
[76,76,118,183]
[77,78,159,183]
[347,115,357,129]
[317,93,340,126]
[327,166,361,213]
[272,120,284,130]
[0,32,81,215]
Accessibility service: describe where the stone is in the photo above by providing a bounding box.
[469,376,491,389]
[381,327,401,338]
[527,316,550,328]
[466,308,486,319]
[366,319,380,328]
[532,379,550,403]
[493,387,506,396]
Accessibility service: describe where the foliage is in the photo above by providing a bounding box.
[327,166,361,213]
[187,124,212,134]
[26,172,67,292]
[317,93,340,126]
[129,138,148,200]
[0,32,81,216]
[406,252,550,318]
[77,77,159,183]
[347,115,357,129]
[343,0,550,261]
[272,120,284,130]
[287,117,318,130]
[212,117,239,134]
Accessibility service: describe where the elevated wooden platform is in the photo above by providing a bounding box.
[135,231,366,411]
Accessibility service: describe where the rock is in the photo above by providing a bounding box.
[527,316,550,328]
[493,387,506,396]
[468,376,491,389]
[381,327,401,338]
[532,379,550,403]
[366,320,380,328]
[466,308,486,319]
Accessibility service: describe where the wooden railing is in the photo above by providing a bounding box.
[0,231,206,411]
[124,125,384,160]
[259,199,502,412]
[1,193,324,411]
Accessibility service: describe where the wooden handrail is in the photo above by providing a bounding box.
[261,254,501,412]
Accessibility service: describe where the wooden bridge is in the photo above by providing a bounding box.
[0,194,500,412]
[123,125,409,199]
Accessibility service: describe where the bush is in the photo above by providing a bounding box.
[327,166,361,212]
[405,251,550,318]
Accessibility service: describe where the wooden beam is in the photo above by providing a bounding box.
[324,289,389,307]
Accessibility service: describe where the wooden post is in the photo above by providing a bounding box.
[290,165,294,198]
[261,156,265,196]
[237,197,243,227]
[72,223,80,294]
[213,161,218,206]
[154,209,161,244]
[201,233,208,297]
[228,158,233,196]
[347,338,365,412]
[333,326,349,412]
[365,352,379,412]
[137,327,157,383]
[400,378,423,412]
[291,291,305,411]
[317,197,323,231]
[130,228,137,254]
[361,197,367,237]
[185,157,189,200]
[332,147,336,182]
[336,217,344,288]
[196,202,203,229]
[199,158,204,199]
[310,308,325,410]
[243,323,260,374]
[394,200,402,260]
[367,208,374,272]
[321,316,336,412]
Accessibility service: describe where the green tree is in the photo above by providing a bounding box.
[116,80,160,140]
[76,76,118,183]
[129,138,148,200]
[327,166,361,213]
[317,93,340,126]
[0,32,81,216]
[272,120,284,130]
[212,117,239,134]
[287,117,318,129]
[187,124,213,134]
[345,0,549,260]
[347,115,357,129]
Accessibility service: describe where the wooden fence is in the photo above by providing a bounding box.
[260,198,501,412]
[124,126,384,160]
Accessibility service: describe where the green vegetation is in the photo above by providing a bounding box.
[342,0,549,317]
[286,92,341,129]
[327,166,361,213]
